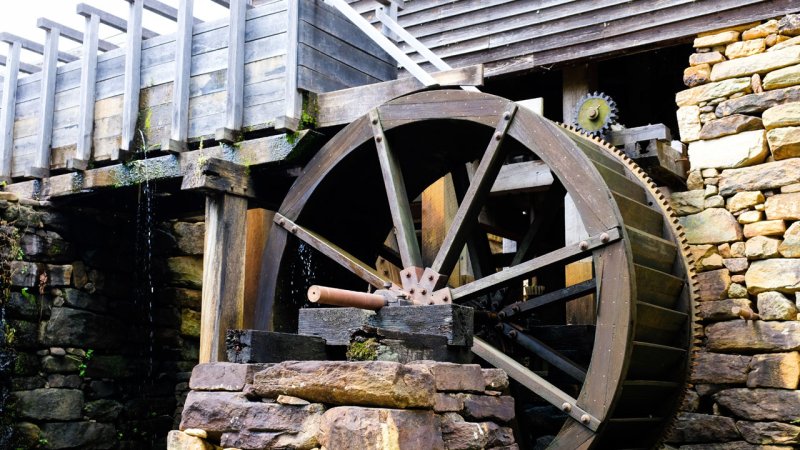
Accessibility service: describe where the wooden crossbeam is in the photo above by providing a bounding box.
[76,3,158,39]
[37,17,118,52]
[144,0,203,25]
[181,157,255,198]
[209,0,255,8]
[0,32,78,63]
[0,55,39,74]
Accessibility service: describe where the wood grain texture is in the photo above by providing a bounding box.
[31,28,60,177]
[243,209,274,329]
[120,0,144,154]
[0,42,20,181]
[73,14,100,168]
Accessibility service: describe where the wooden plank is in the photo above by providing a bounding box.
[0,32,78,63]
[297,43,382,90]
[76,3,158,39]
[37,17,118,52]
[220,0,247,136]
[490,160,553,195]
[0,41,20,182]
[167,0,195,151]
[243,209,274,329]
[0,55,38,74]
[626,226,677,273]
[70,14,100,170]
[120,0,144,155]
[607,124,671,147]
[29,28,60,178]
[200,193,248,362]
[421,175,461,285]
[226,330,326,363]
[502,323,586,382]
[144,0,204,25]
[282,0,301,125]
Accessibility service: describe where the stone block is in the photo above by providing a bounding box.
[676,77,752,107]
[678,441,786,450]
[714,388,800,421]
[687,170,704,190]
[40,422,116,450]
[677,106,702,142]
[688,130,768,170]
[83,399,123,421]
[482,368,509,391]
[434,393,464,412]
[698,253,724,271]
[766,192,800,220]
[665,412,739,443]
[762,102,800,130]
[167,256,203,289]
[706,320,800,352]
[757,291,799,320]
[745,236,781,260]
[723,257,749,273]
[252,361,435,408]
[738,210,763,223]
[747,352,800,389]
[440,415,515,450]
[670,190,705,215]
[725,39,766,59]
[747,258,800,293]
[716,85,800,117]
[710,46,800,81]
[189,362,269,391]
[727,191,765,212]
[766,33,791,47]
[696,269,731,301]
[167,430,220,450]
[698,298,752,321]
[180,308,200,338]
[721,159,800,197]
[767,126,800,159]
[680,208,743,244]
[173,222,205,255]
[690,51,726,66]
[779,221,800,257]
[317,407,444,450]
[780,14,800,36]
[737,421,800,445]
[684,64,711,87]
[407,361,485,392]
[729,283,748,298]
[12,388,83,421]
[691,352,751,384]
[460,394,515,422]
[743,20,779,40]
[763,63,800,90]
[699,115,764,141]
[694,31,741,48]
[221,428,320,450]
[42,306,122,349]
[743,220,786,238]
[752,73,764,93]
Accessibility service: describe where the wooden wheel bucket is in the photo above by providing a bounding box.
[254,90,697,449]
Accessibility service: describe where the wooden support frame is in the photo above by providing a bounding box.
[27,27,60,178]
[215,0,247,142]
[76,3,158,40]
[0,32,77,63]
[165,0,195,153]
[69,13,101,171]
[119,0,144,157]
[0,55,40,74]
[144,0,203,24]
[37,17,118,52]
[181,157,255,198]
[0,41,20,183]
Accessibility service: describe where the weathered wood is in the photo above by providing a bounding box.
[626,226,676,273]
[226,330,326,363]
[120,0,144,156]
[29,27,60,178]
[70,13,100,171]
[634,301,688,346]
[144,0,203,25]
[37,17,117,52]
[490,160,553,195]
[243,209,274,329]
[181,157,255,198]
[606,124,671,147]
[500,323,586,382]
[298,304,474,346]
[76,3,158,39]
[201,193,248,362]
[0,41,20,182]
[167,0,195,150]
[221,0,247,137]
[0,32,77,63]
[282,0,301,125]
[612,192,663,237]
[353,326,473,364]
[421,175,463,286]
[499,279,597,320]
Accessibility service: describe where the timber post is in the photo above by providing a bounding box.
[120,0,144,159]
[0,40,20,183]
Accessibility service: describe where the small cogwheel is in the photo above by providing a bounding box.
[573,91,619,137]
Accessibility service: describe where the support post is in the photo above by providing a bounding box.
[0,41,20,182]
[165,0,195,153]
[216,0,246,143]
[562,64,596,325]
[277,0,301,131]
[28,27,60,178]
[243,208,274,329]
[69,13,100,170]
[120,0,144,158]
[422,175,466,287]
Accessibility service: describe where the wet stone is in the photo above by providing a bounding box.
[714,388,800,421]
[12,388,83,421]
[698,298,752,321]
[747,352,800,389]
[699,114,763,140]
[737,421,800,445]
[460,394,515,423]
[691,352,751,384]
[706,320,800,352]
[666,412,739,443]
[317,407,443,450]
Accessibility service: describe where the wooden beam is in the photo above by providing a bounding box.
[490,160,553,195]
[119,0,144,156]
[606,124,671,147]
[0,55,39,74]
[166,0,195,152]
[281,0,302,127]
[0,32,77,63]
[181,157,255,198]
[0,41,20,183]
[216,0,247,141]
[37,17,118,52]
[76,3,158,39]
[200,193,248,362]
[144,0,203,24]
[69,13,100,171]
[28,27,60,178]
[243,209,274,329]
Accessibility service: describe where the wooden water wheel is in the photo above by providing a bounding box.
[254,90,698,449]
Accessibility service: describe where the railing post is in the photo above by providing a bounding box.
[0,41,20,183]
[216,0,247,143]
[165,0,195,153]
[120,0,144,158]
[28,26,61,178]
[277,0,301,131]
[69,13,100,170]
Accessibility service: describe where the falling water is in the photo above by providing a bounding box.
[134,130,156,381]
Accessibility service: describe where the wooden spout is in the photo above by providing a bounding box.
[307,285,387,310]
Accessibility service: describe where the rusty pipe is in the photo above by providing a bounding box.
[307,285,387,310]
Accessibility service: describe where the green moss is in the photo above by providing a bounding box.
[346,338,379,361]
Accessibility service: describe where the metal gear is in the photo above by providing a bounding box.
[573,91,619,137]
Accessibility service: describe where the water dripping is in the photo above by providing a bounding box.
[134,129,156,382]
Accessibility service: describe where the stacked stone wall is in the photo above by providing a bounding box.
[669,14,800,449]
[0,193,204,449]
[169,361,518,450]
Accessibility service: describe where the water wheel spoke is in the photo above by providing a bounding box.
[273,213,391,289]
[452,227,619,302]
[370,109,422,270]
[452,163,496,280]
[472,337,600,431]
[499,279,597,320]
[430,103,518,279]
[500,323,587,382]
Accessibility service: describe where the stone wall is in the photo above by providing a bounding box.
[169,361,518,450]
[669,14,800,448]
[0,192,204,449]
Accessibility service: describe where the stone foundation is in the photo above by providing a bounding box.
[670,14,800,448]
[169,361,517,450]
